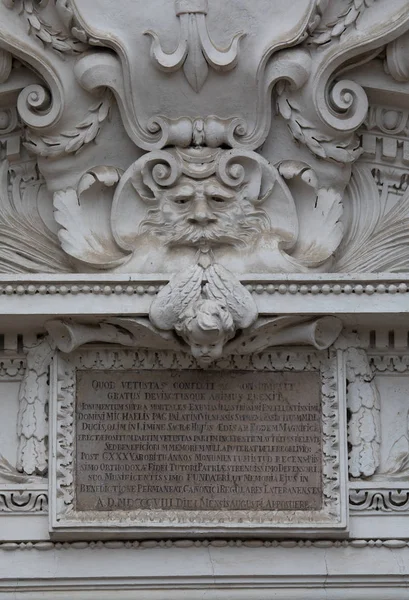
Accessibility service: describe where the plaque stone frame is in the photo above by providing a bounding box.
[49,347,348,539]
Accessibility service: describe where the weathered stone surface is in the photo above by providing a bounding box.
[75,369,322,512]
[3,0,409,594]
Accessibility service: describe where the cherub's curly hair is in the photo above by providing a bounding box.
[175,299,235,340]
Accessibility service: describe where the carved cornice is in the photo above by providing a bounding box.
[1,538,409,551]
[0,274,407,296]
[370,352,409,372]
[0,275,408,320]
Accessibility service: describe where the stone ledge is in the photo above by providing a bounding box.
[0,274,408,316]
[1,538,408,550]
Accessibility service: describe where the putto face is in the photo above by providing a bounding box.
[185,324,227,366]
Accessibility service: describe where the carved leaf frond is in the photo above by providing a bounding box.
[25,90,113,158]
[10,0,89,56]
[0,453,44,482]
[17,337,55,475]
[276,86,362,163]
[53,166,128,268]
[383,429,409,476]
[309,0,376,46]
[346,348,381,479]
[289,187,343,267]
[335,165,409,272]
[0,161,71,273]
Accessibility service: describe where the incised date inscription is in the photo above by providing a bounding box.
[75,370,322,512]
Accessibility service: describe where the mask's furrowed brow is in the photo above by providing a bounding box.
[205,182,235,199]
[167,184,195,200]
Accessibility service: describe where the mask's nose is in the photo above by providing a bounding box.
[188,196,217,225]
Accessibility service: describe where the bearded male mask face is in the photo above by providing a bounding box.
[140,173,271,250]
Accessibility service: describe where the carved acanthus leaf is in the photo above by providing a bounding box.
[335,165,409,272]
[0,161,71,273]
[25,89,113,157]
[279,162,343,268]
[53,166,128,269]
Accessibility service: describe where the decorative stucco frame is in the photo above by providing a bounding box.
[49,346,347,538]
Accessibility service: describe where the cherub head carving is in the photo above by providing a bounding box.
[174,298,236,366]
[111,147,298,263]
[149,264,258,367]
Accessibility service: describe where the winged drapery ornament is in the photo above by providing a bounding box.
[46,261,342,367]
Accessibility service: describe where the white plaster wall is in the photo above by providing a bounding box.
[0,543,408,599]
[0,379,20,473]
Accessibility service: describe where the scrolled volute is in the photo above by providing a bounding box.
[216,150,276,205]
[324,79,369,132]
[17,83,62,130]
[130,150,183,203]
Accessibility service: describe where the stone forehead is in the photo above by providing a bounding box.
[165,147,263,185]
[171,146,223,179]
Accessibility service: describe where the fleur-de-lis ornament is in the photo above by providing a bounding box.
[145,0,244,92]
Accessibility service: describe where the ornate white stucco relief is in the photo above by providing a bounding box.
[0,0,409,474]
[3,6,409,578]
[0,0,408,284]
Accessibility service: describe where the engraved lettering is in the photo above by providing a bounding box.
[75,370,322,512]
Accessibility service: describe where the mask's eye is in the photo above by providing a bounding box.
[210,196,227,203]
[173,197,191,205]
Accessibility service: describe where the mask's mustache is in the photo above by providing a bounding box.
[164,222,239,247]
[140,206,271,249]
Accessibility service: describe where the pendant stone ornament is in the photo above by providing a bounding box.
[146,0,244,92]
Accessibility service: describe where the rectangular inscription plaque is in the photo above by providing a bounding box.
[75,370,322,513]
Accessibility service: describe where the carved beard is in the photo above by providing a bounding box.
[140,199,271,249]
